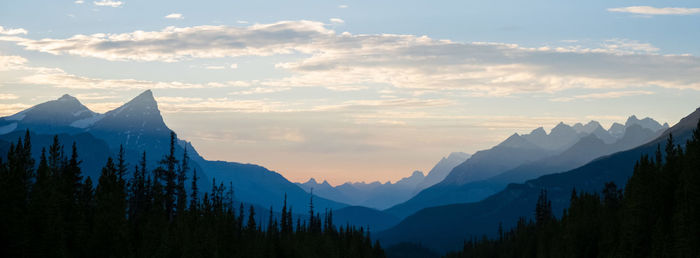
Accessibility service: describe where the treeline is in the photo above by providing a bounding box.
[0,131,384,258]
[447,122,700,258]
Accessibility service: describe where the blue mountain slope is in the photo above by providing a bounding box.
[332,206,400,232]
[378,107,699,253]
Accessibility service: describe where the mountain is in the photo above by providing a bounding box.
[378,107,699,253]
[386,118,665,219]
[415,152,471,191]
[441,133,555,185]
[0,94,97,135]
[297,171,427,210]
[0,91,348,213]
[332,206,400,232]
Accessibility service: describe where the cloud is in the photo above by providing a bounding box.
[330,18,344,24]
[607,6,700,15]
[338,5,349,8]
[93,0,123,7]
[0,103,32,116]
[5,21,334,62]
[0,94,19,100]
[204,65,225,70]
[155,97,289,113]
[3,21,700,96]
[550,90,655,102]
[165,13,183,20]
[0,26,28,35]
[0,54,28,70]
[0,53,246,91]
[74,0,84,4]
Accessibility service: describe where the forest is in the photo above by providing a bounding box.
[0,131,384,258]
[446,122,700,257]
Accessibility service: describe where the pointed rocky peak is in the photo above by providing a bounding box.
[625,115,665,132]
[608,122,626,138]
[92,89,168,133]
[573,121,603,134]
[663,122,669,128]
[625,115,639,126]
[58,94,79,103]
[530,127,547,136]
[411,170,425,178]
[306,178,318,185]
[114,89,158,115]
[320,180,332,187]
[550,122,574,134]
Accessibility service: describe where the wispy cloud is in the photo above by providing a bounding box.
[0,103,32,116]
[550,90,655,102]
[329,18,344,24]
[74,0,84,4]
[607,6,700,15]
[0,94,19,100]
[338,5,348,9]
[0,26,28,35]
[93,0,123,7]
[165,13,183,20]
[2,21,700,96]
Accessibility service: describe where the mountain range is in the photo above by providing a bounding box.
[296,152,470,210]
[378,108,697,253]
[386,116,667,219]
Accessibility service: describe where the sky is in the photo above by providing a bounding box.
[1,0,699,185]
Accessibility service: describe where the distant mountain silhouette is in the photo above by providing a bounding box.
[298,171,426,210]
[378,107,697,253]
[386,118,666,219]
[296,152,470,210]
[416,152,471,191]
[0,91,347,213]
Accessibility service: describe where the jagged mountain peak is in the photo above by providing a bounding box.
[58,94,79,102]
[573,121,603,134]
[411,170,425,177]
[550,122,573,134]
[624,115,666,133]
[530,127,547,136]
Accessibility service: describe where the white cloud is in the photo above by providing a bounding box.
[204,65,225,70]
[0,94,19,100]
[330,18,345,24]
[165,13,183,20]
[0,26,28,35]
[550,90,655,102]
[93,0,123,7]
[237,20,249,24]
[338,5,349,8]
[74,0,84,4]
[0,54,28,70]
[3,21,699,96]
[607,6,700,15]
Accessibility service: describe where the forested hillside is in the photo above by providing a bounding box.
[0,131,384,258]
